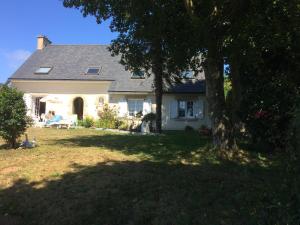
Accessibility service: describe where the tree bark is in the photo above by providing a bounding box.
[152,39,164,133]
[228,56,242,149]
[154,72,163,133]
[203,45,231,149]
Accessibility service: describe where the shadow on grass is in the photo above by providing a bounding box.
[0,159,283,225]
[49,131,216,163]
[49,131,270,166]
[0,143,10,150]
[0,131,288,224]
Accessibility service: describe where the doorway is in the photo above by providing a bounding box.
[73,97,84,120]
[35,97,46,117]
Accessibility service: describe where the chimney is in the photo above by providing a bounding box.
[37,35,51,50]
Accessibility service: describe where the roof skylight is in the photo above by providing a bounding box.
[131,71,145,79]
[35,67,52,74]
[86,67,101,75]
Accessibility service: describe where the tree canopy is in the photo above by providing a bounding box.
[64,0,200,133]
[64,0,300,149]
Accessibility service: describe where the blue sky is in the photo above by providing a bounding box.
[0,0,117,83]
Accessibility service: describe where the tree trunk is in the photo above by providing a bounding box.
[154,72,163,133]
[152,39,164,133]
[10,136,17,149]
[204,46,231,149]
[228,56,242,149]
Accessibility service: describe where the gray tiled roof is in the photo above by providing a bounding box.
[10,44,205,93]
[166,80,205,93]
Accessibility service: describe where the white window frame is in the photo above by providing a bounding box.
[35,67,52,74]
[128,99,144,117]
[178,100,194,118]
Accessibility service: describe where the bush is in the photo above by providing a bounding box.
[77,119,84,127]
[96,104,120,129]
[267,99,300,223]
[0,86,28,148]
[286,100,300,222]
[82,116,95,128]
[185,125,194,132]
[239,62,298,151]
[95,119,119,129]
[142,112,156,122]
[199,125,212,136]
[117,120,130,131]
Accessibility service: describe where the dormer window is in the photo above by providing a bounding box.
[181,70,194,79]
[86,67,101,75]
[35,67,52,74]
[131,71,145,79]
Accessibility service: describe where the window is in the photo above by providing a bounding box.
[86,67,101,75]
[178,101,186,117]
[98,97,104,107]
[35,67,52,74]
[180,70,194,79]
[178,100,194,118]
[170,99,203,119]
[128,99,143,116]
[187,101,194,117]
[131,70,145,79]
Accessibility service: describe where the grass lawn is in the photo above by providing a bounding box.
[0,128,284,225]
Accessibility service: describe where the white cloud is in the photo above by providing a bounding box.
[3,49,31,69]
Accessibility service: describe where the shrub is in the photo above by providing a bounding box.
[286,100,300,222]
[0,86,28,148]
[136,111,143,118]
[118,120,130,131]
[267,99,300,223]
[97,104,117,120]
[199,125,212,136]
[82,116,95,128]
[142,112,156,122]
[77,119,84,127]
[185,125,194,132]
[239,64,298,151]
[96,104,120,129]
[95,119,118,129]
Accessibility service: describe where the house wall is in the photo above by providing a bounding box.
[109,93,211,130]
[161,94,211,130]
[11,80,110,119]
[11,80,111,94]
[12,80,211,130]
[109,93,155,116]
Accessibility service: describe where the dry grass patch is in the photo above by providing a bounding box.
[0,128,139,188]
[0,128,284,225]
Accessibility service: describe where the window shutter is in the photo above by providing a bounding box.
[143,98,152,115]
[194,99,204,119]
[170,100,178,119]
[23,94,33,115]
[118,98,127,117]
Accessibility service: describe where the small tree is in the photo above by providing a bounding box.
[0,86,28,148]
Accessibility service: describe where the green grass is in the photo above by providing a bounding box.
[0,128,285,225]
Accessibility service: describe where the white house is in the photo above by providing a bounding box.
[9,35,211,130]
